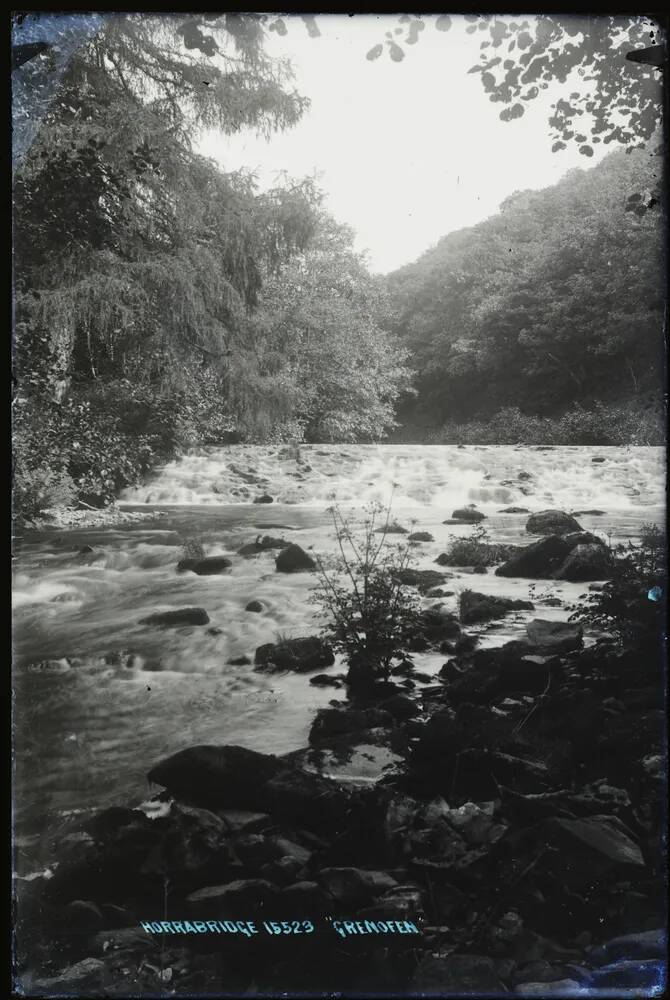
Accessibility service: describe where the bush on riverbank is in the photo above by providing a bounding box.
[313,502,421,687]
[424,402,665,446]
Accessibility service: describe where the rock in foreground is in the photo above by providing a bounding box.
[177,555,232,575]
[526,510,582,536]
[526,619,583,652]
[139,607,210,627]
[459,590,534,625]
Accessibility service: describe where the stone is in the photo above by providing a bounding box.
[459,590,534,624]
[394,568,447,593]
[254,636,334,673]
[228,655,251,666]
[498,506,530,514]
[147,745,282,810]
[570,509,605,516]
[245,600,264,613]
[526,510,582,536]
[217,810,272,834]
[275,543,316,573]
[408,531,434,542]
[553,543,613,581]
[375,522,409,534]
[517,982,582,995]
[379,693,420,722]
[261,768,349,834]
[177,556,232,575]
[588,928,665,966]
[411,954,504,993]
[139,607,210,627]
[187,879,279,919]
[253,494,274,504]
[543,814,645,882]
[449,507,487,523]
[238,535,289,557]
[309,673,344,688]
[309,706,395,742]
[496,535,570,578]
[589,959,664,990]
[32,958,106,992]
[526,619,583,653]
[280,881,330,916]
[319,867,399,906]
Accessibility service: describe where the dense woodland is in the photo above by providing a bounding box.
[12,14,665,518]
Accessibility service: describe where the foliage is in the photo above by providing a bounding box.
[364,14,663,157]
[437,523,517,569]
[313,500,422,682]
[570,523,666,646]
[426,402,665,446]
[246,215,413,443]
[387,145,664,435]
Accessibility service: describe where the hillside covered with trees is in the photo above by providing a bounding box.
[385,143,665,444]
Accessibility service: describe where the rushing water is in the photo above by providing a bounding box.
[12,444,665,871]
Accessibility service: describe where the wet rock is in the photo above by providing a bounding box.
[571,509,605,516]
[408,531,434,542]
[245,600,264,613]
[411,954,504,993]
[309,706,395,742]
[187,879,279,919]
[228,655,251,665]
[496,535,570,578]
[318,867,398,906]
[147,745,283,811]
[411,606,461,647]
[359,885,426,922]
[588,928,665,966]
[517,981,582,995]
[518,471,533,480]
[589,959,664,990]
[218,810,272,834]
[238,535,289,557]
[526,510,583,536]
[32,958,106,992]
[449,507,487,523]
[255,636,334,673]
[280,881,330,916]
[139,608,210,627]
[459,590,534,625]
[394,568,447,593]
[259,857,304,886]
[379,693,420,722]
[275,543,316,573]
[541,814,645,886]
[526,619,583,653]
[177,556,232,575]
[253,494,274,504]
[375,522,409,534]
[208,627,224,636]
[553,543,613,582]
[309,673,344,688]
[261,768,349,834]
[592,456,606,463]
[499,506,530,514]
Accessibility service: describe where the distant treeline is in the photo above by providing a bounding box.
[384,144,665,444]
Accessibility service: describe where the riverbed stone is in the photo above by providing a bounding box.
[408,531,434,542]
[526,510,583,536]
[553,543,613,582]
[187,879,279,919]
[496,535,571,579]
[245,600,264,613]
[139,608,210,627]
[177,556,232,575]
[309,706,395,742]
[318,867,399,905]
[275,543,316,572]
[449,507,487,523]
[253,494,274,504]
[147,745,283,810]
[394,568,447,593]
[255,636,334,673]
[238,535,289,556]
[526,619,583,653]
[459,590,534,624]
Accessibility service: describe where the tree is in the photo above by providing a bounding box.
[246,214,413,442]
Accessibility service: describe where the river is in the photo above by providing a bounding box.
[12,444,664,874]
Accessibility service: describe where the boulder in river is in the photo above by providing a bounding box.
[309,706,395,743]
[375,522,409,534]
[526,619,583,653]
[245,600,264,613]
[147,745,282,810]
[139,607,210,627]
[526,510,583,536]
[408,531,434,542]
[253,494,274,504]
[177,555,232,575]
[498,506,530,514]
[254,636,335,673]
[459,590,535,625]
[553,543,614,582]
[238,535,289,557]
[393,568,447,594]
[275,543,316,573]
[446,507,487,523]
[496,535,571,578]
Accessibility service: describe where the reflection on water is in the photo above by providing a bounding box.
[12,444,665,857]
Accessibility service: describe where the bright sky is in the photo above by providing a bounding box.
[199,14,616,274]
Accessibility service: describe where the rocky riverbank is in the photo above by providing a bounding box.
[14,541,666,995]
[17,504,169,532]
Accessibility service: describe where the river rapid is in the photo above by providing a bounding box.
[12,444,665,874]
